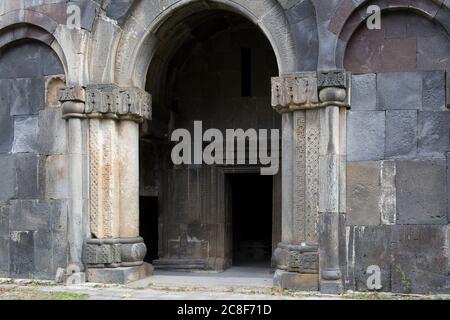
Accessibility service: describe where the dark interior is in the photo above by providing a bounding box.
[139,196,159,263]
[229,173,273,267]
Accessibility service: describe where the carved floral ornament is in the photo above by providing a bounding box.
[58,84,152,122]
[271,70,350,112]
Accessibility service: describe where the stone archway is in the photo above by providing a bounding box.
[138,8,282,271]
[113,0,296,88]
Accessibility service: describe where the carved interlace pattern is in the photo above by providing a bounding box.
[102,121,114,238]
[305,111,320,243]
[293,111,306,243]
[89,119,101,237]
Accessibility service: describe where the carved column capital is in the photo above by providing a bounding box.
[85,84,152,123]
[317,70,350,108]
[58,85,86,119]
[272,70,351,113]
[271,72,319,112]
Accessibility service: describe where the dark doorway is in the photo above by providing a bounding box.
[139,196,159,263]
[229,173,273,267]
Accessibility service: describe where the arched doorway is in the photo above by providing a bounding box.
[139,9,281,271]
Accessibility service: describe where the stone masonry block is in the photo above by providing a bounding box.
[347,161,381,226]
[347,111,385,161]
[448,153,450,222]
[352,226,392,292]
[418,111,450,157]
[45,155,69,200]
[377,72,422,110]
[423,71,446,111]
[9,200,52,231]
[0,154,16,201]
[0,204,10,277]
[390,225,449,294]
[38,109,67,155]
[0,79,10,117]
[9,230,34,279]
[0,115,14,153]
[10,78,45,116]
[385,110,417,158]
[12,116,39,153]
[396,160,447,225]
[16,154,42,199]
[351,74,377,111]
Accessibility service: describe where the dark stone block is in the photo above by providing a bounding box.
[0,204,10,277]
[0,115,14,153]
[390,225,449,294]
[105,0,134,25]
[286,0,315,23]
[50,200,68,233]
[351,74,377,111]
[10,78,45,115]
[12,116,39,153]
[15,154,42,199]
[418,111,450,157]
[70,0,101,31]
[9,230,34,279]
[396,160,448,225]
[9,200,52,231]
[347,111,385,161]
[353,226,392,292]
[33,229,53,279]
[42,50,64,76]
[423,71,446,111]
[448,152,450,222]
[0,155,16,201]
[0,79,11,117]
[52,230,68,272]
[291,16,319,72]
[377,72,422,110]
[38,109,67,155]
[385,110,417,158]
[417,35,450,71]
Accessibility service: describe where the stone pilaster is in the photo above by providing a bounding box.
[271,73,321,291]
[60,84,153,284]
[317,70,349,294]
[271,71,350,292]
[58,86,88,283]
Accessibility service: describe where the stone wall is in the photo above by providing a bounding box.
[0,41,68,279]
[344,9,450,294]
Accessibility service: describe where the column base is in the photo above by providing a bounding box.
[87,262,154,284]
[274,269,319,291]
[320,279,344,294]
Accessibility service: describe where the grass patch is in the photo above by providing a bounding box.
[0,287,88,300]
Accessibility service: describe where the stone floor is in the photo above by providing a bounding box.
[0,267,449,300]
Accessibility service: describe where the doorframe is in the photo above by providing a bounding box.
[217,166,281,268]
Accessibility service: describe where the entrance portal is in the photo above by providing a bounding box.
[228,174,273,267]
[140,8,280,271]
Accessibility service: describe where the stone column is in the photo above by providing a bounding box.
[271,73,321,291]
[58,85,89,282]
[76,84,152,283]
[271,71,350,292]
[317,70,349,294]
